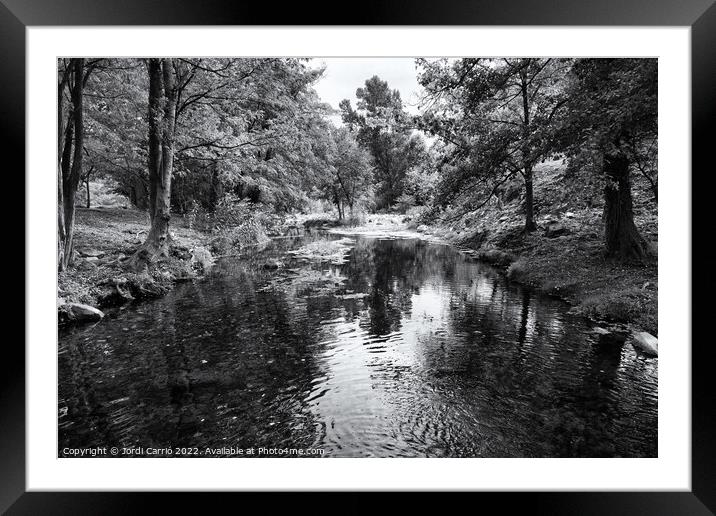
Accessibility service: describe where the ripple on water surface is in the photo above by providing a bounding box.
[59,234,657,457]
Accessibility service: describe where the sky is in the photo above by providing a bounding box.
[311,58,424,124]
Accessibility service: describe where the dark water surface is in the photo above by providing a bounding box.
[59,234,657,457]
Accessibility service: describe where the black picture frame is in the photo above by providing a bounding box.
[5,0,714,513]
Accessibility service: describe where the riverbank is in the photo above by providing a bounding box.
[60,200,657,336]
[332,209,657,336]
[455,213,657,336]
[58,207,215,322]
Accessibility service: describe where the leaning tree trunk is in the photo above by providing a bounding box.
[603,153,650,260]
[131,58,178,269]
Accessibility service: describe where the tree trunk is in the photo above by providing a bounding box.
[146,59,162,224]
[603,153,650,260]
[58,162,66,271]
[524,166,536,231]
[132,58,178,269]
[520,67,537,232]
[58,71,67,271]
[85,167,93,208]
[60,58,85,268]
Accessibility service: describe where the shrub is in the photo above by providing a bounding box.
[342,210,367,227]
[577,288,654,325]
[209,194,271,254]
[395,193,417,214]
[507,258,528,281]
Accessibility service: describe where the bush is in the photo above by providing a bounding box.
[342,210,367,227]
[578,288,654,325]
[507,258,527,281]
[395,193,417,214]
[209,194,271,254]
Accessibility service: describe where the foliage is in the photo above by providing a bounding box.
[317,127,374,218]
[417,58,570,228]
[208,194,271,254]
[83,58,333,214]
[557,59,657,164]
[340,75,428,210]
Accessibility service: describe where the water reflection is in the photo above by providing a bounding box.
[59,234,657,457]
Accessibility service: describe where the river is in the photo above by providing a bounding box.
[58,232,658,457]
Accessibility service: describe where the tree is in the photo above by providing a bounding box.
[57,58,100,270]
[83,59,150,209]
[417,58,569,231]
[559,59,657,260]
[321,128,373,219]
[131,58,179,267]
[340,75,424,210]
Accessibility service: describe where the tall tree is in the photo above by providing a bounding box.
[57,58,98,270]
[340,75,422,210]
[559,58,657,260]
[417,58,568,231]
[131,58,179,267]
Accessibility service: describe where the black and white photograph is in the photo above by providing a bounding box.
[56,56,659,459]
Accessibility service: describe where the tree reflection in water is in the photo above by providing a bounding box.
[59,234,657,457]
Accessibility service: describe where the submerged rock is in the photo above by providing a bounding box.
[263,259,283,270]
[631,331,658,356]
[62,302,104,323]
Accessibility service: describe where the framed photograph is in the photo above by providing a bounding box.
[7,0,714,512]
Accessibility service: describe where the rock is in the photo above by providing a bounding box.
[499,215,509,222]
[62,302,104,322]
[544,223,570,238]
[263,259,283,270]
[97,277,135,305]
[85,256,99,262]
[417,225,429,233]
[631,331,658,356]
[76,259,98,271]
[564,211,575,219]
[79,249,105,258]
[593,327,611,335]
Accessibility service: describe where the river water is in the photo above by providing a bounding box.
[58,233,657,457]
